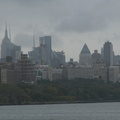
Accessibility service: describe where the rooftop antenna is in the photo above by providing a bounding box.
[106,33,108,42]
[5,20,7,30]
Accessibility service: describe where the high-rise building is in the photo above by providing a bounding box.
[52,51,65,67]
[1,26,21,62]
[28,47,41,64]
[39,36,52,66]
[103,41,113,66]
[79,44,92,67]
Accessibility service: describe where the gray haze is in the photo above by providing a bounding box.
[0,0,120,61]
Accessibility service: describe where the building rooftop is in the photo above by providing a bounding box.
[80,44,91,54]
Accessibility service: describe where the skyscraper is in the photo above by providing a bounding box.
[1,26,21,62]
[1,26,11,59]
[39,36,52,65]
[79,44,92,67]
[103,41,113,66]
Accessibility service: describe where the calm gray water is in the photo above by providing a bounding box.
[0,102,120,120]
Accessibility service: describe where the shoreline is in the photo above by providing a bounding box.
[1,100,120,106]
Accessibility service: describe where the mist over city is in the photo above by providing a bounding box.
[0,0,120,61]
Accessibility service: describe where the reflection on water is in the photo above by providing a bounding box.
[0,102,120,120]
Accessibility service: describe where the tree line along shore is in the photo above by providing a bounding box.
[0,79,120,105]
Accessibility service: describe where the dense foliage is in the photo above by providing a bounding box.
[1,79,120,104]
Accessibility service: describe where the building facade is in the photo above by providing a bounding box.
[92,50,102,64]
[79,44,92,67]
[52,51,65,67]
[17,54,36,84]
[102,41,114,66]
[39,36,52,66]
[101,66,120,82]
[62,67,94,80]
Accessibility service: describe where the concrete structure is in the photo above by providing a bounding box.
[63,67,94,80]
[79,44,92,67]
[102,41,114,66]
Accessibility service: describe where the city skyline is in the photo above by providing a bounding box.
[0,0,120,61]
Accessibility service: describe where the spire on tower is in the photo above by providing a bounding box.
[4,22,8,39]
[9,24,11,41]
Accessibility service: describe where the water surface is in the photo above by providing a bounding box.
[0,102,120,120]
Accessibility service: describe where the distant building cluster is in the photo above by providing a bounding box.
[0,26,120,84]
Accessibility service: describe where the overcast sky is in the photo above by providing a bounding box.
[0,0,120,61]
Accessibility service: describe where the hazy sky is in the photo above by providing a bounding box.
[0,0,120,61]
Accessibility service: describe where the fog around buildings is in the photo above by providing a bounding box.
[0,0,120,61]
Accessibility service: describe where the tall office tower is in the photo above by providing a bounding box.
[1,26,11,59]
[1,26,21,62]
[79,44,92,67]
[103,41,113,66]
[39,36,52,66]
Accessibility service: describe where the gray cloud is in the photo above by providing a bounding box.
[56,0,120,33]
[51,34,64,50]
[1,0,120,60]
[56,11,107,33]
[14,33,33,49]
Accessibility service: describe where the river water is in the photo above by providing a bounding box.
[0,102,120,120]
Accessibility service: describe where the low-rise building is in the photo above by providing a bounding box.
[52,68,63,81]
[36,65,52,81]
[17,54,36,84]
[93,63,106,79]
[63,67,94,80]
[101,66,120,82]
[0,63,19,84]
